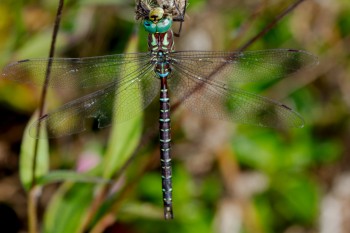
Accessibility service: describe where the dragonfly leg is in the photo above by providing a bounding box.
[173,0,187,37]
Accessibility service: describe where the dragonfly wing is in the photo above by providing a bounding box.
[29,63,158,138]
[170,49,317,85]
[2,53,151,90]
[168,51,309,128]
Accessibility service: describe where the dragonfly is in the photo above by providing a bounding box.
[2,0,317,220]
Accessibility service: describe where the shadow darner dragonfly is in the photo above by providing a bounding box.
[2,0,317,220]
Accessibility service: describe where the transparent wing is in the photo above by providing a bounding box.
[168,49,317,128]
[29,63,158,138]
[2,53,152,89]
[170,49,317,84]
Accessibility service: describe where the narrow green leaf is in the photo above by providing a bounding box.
[103,29,143,178]
[37,170,112,185]
[43,183,95,233]
[16,32,67,58]
[43,30,143,233]
[20,112,49,191]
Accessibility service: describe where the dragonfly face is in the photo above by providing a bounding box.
[149,7,164,22]
[143,7,173,34]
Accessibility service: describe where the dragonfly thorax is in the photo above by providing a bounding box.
[148,31,175,54]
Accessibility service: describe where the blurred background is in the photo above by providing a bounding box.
[0,0,349,232]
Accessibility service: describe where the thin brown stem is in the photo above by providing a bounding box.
[28,1,64,233]
[31,0,64,187]
[238,0,307,52]
[28,187,40,233]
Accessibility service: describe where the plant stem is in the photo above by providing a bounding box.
[28,187,40,233]
[238,0,307,51]
[28,1,64,233]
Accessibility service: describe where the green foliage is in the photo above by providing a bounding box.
[40,23,143,233]
[338,9,350,37]
[37,170,111,185]
[43,183,95,233]
[20,112,49,191]
[103,34,144,177]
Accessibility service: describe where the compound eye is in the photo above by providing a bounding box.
[157,17,172,33]
[143,20,157,33]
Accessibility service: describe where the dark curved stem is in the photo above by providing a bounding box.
[238,0,307,52]
[28,2,64,233]
[31,0,64,188]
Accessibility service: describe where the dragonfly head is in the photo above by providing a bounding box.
[143,7,173,34]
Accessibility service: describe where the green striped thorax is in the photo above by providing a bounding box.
[143,7,173,33]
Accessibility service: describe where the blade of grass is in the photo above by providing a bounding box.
[43,183,95,233]
[72,27,143,232]
[20,112,49,191]
[103,27,143,179]
[22,113,47,233]
[37,170,113,185]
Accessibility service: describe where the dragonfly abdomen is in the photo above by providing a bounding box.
[159,77,173,219]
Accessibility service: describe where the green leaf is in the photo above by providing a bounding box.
[42,30,142,233]
[272,175,319,224]
[37,170,112,185]
[20,112,49,191]
[43,183,95,233]
[103,30,143,178]
[16,32,67,58]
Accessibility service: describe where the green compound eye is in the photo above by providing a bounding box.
[143,20,157,33]
[143,17,172,34]
[157,18,172,33]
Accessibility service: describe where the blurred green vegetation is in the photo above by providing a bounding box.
[0,0,350,233]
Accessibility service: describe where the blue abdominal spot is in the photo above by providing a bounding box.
[157,72,169,78]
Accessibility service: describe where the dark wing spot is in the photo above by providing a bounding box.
[18,59,30,63]
[281,104,292,110]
